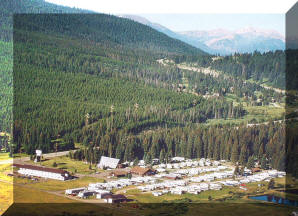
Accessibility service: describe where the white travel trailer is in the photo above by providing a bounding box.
[171,157,185,162]
[152,191,163,196]
[199,183,209,191]
[158,163,166,168]
[166,164,173,169]
[96,190,111,199]
[78,190,94,199]
[65,187,86,195]
[209,183,222,190]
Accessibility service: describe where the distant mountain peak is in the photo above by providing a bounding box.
[115,14,285,55]
[235,26,284,41]
[178,27,285,55]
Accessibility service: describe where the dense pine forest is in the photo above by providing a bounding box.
[0,0,296,177]
[210,51,285,89]
[0,41,12,133]
[69,122,286,172]
[12,14,244,154]
[176,51,286,90]
[0,0,94,135]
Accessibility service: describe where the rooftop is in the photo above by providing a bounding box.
[14,163,68,175]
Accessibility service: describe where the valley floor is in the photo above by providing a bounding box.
[1,152,297,216]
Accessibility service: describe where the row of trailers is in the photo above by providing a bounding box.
[65,188,129,203]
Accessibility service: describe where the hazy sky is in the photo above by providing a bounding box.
[45,0,288,35]
[138,14,285,34]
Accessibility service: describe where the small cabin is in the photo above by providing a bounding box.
[130,166,156,176]
[110,170,130,178]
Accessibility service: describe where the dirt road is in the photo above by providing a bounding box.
[13,150,73,163]
[157,58,285,94]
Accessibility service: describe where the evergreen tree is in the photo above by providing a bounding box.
[159,149,165,164]
[231,141,239,163]
[261,155,267,170]
[52,161,57,167]
[268,179,275,189]
[133,158,139,166]
[247,156,255,169]
[145,153,152,165]
[239,145,247,165]
[234,165,240,176]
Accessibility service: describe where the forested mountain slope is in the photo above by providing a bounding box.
[0,0,92,41]
[177,51,286,90]
[0,0,92,133]
[12,13,243,153]
[1,0,206,56]
[14,13,206,56]
[0,0,207,134]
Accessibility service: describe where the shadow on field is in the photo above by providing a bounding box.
[3,203,298,216]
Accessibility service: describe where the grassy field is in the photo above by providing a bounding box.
[4,203,132,216]
[0,153,10,161]
[125,185,254,203]
[0,163,13,216]
[186,202,297,216]
[206,93,285,126]
[13,185,77,203]
[26,155,100,175]
[14,176,104,192]
[12,153,30,158]
[0,181,12,215]
[245,105,285,121]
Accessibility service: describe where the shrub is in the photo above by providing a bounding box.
[52,162,58,167]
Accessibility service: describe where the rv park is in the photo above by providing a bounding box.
[4,150,294,204]
[1,148,298,216]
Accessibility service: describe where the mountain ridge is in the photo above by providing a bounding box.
[1,0,207,56]
[120,14,285,55]
[178,27,285,55]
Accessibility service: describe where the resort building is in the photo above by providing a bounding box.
[110,170,130,178]
[130,166,156,176]
[14,163,70,181]
[98,156,120,169]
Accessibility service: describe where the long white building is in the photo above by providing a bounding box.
[14,163,70,181]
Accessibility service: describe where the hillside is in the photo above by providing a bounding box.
[119,14,213,54]
[0,0,92,41]
[12,13,244,154]
[0,0,92,133]
[14,13,206,57]
[194,51,286,90]
[0,0,206,134]
[0,0,206,56]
